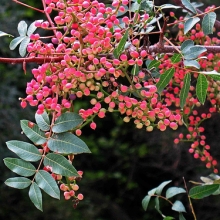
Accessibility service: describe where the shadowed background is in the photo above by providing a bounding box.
[1,1,220,219]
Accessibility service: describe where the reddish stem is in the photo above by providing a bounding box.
[1,45,220,64]
[12,0,44,13]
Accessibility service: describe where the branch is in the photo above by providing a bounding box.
[1,45,220,64]
[173,0,220,30]
[0,57,62,64]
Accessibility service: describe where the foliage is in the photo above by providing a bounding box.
[1,0,220,218]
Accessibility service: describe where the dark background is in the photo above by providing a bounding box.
[1,0,220,219]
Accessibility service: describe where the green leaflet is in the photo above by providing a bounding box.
[6,140,42,162]
[29,182,43,211]
[35,111,50,131]
[180,73,191,109]
[156,68,175,94]
[171,54,181,64]
[4,158,36,177]
[44,153,79,177]
[196,74,208,104]
[184,17,200,34]
[181,0,197,14]
[20,120,47,145]
[5,177,31,189]
[189,184,219,199]
[184,46,207,60]
[172,200,186,212]
[166,187,186,199]
[142,195,151,211]
[52,112,83,133]
[113,29,129,59]
[48,132,91,154]
[147,60,161,69]
[35,170,60,199]
[155,180,172,196]
[131,64,139,76]
[202,12,216,35]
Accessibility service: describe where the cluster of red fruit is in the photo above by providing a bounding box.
[19,0,220,174]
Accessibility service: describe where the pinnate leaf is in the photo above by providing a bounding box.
[6,140,41,162]
[166,187,186,199]
[202,12,216,35]
[35,170,60,199]
[29,182,43,211]
[5,177,31,189]
[172,200,186,212]
[52,112,83,133]
[35,111,50,131]
[180,73,191,109]
[4,158,36,177]
[44,153,79,177]
[21,120,47,145]
[156,68,175,94]
[196,74,208,104]
[189,184,219,199]
[48,132,91,154]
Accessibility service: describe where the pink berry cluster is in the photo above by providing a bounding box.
[19,0,220,172]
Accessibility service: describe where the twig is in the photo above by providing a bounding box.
[12,0,44,13]
[183,177,197,220]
